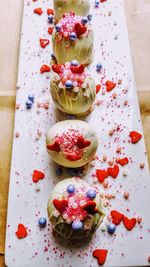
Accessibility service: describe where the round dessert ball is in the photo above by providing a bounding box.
[53,0,90,22]
[47,177,104,240]
[50,62,96,116]
[46,120,98,168]
[52,12,93,66]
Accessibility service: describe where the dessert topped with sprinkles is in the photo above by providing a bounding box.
[52,12,94,65]
[46,120,98,168]
[53,0,90,22]
[50,61,96,115]
[47,177,104,240]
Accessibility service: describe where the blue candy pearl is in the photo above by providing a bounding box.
[28,94,34,103]
[94,0,99,7]
[70,60,79,66]
[55,24,61,32]
[56,167,62,176]
[48,15,53,23]
[87,189,96,199]
[81,17,88,25]
[69,32,77,41]
[38,217,47,228]
[67,184,75,194]
[87,14,92,21]
[65,80,73,89]
[96,63,102,72]
[72,221,83,231]
[107,223,116,234]
[26,99,32,109]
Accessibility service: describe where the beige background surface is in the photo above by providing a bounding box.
[0,0,150,266]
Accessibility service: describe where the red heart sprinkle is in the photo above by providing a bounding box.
[105,80,116,92]
[123,216,136,231]
[32,170,45,183]
[52,64,63,74]
[96,169,108,183]
[47,141,61,152]
[65,152,82,161]
[53,199,68,214]
[110,210,124,225]
[70,64,85,74]
[39,38,49,48]
[129,131,142,144]
[96,84,101,94]
[76,136,91,149]
[93,249,108,266]
[75,23,87,37]
[48,27,54,35]
[34,8,43,15]
[82,201,98,214]
[107,164,119,178]
[40,65,51,73]
[15,224,27,239]
[117,157,129,166]
[47,8,54,15]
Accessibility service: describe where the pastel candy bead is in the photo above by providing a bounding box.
[67,184,75,194]
[87,189,96,199]
[38,217,47,228]
[72,221,83,230]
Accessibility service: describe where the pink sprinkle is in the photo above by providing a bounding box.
[15,132,20,138]
[139,163,145,169]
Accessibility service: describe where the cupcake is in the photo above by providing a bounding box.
[50,61,96,116]
[52,12,93,65]
[53,0,90,22]
[46,120,98,168]
[47,177,104,240]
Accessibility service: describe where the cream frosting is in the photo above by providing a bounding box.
[47,177,104,240]
[46,120,98,168]
[52,12,94,65]
[53,0,90,22]
[50,62,96,115]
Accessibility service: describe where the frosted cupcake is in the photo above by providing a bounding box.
[47,177,104,240]
[50,61,96,116]
[46,120,98,168]
[53,0,90,22]
[52,12,93,65]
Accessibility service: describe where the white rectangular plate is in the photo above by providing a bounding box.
[5,0,150,266]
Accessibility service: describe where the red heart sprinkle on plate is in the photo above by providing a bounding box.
[96,169,108,183]
[53,199,68,214]
[40,65,51,73]
[129,131,142,144]
[105,80,116,92]
[15,224,27,239]
[123,216,136,231]
[93,249,108,266]
[48,27,54,35]
[107,164,119,178]
[117,157,129,166]
[32,170,45,183]
[96,84,101,94]
[47,8,54,15]
[39,38,49,48]
[110,210,124,225]
[34,8,43,15]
